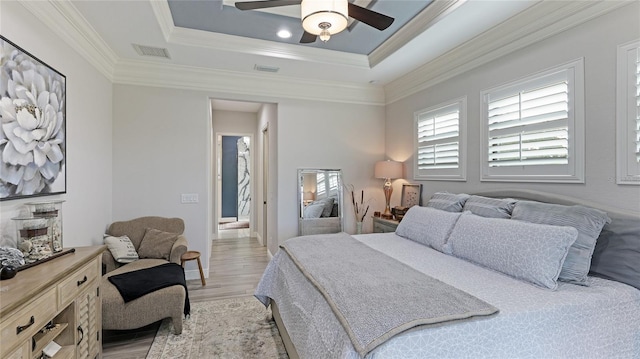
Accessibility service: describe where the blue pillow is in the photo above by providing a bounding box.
[590,214,640,290]
[511,201,611,286]
[462,195,516,219]
[426,192,470,212]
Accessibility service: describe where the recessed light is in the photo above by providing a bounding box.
[277,29,292,39]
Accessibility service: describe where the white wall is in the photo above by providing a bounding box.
[112,85,211,279]
[0,1,113,247]
[385,3,640,214]
[276,99,386,244]
[112,85,385,273]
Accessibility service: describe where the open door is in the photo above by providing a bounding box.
[217,134,252,232]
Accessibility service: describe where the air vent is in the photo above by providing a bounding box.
[254,64,279,73]
[132,44,171,59]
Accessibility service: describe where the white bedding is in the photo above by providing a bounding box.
[255,233,640,359]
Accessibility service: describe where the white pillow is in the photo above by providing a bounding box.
[104,235,139,263]
[395,206,463,252]
[303,203,325,219]
[447,214,578,290]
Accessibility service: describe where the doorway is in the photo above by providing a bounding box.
[217,134,252,234]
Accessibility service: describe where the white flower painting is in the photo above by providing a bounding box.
[0,36,66,200]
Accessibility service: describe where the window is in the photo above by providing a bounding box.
[616,40,640,185]
[481,59,585,183]
[414,97,466,181]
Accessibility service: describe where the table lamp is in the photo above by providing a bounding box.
[374,160,403,218]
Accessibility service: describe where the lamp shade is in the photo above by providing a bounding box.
[374,160,403,179]
[303,191,315,201]
[301,0,348,36]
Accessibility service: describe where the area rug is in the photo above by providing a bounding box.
[147,296,288,359]
[219,220,250,230]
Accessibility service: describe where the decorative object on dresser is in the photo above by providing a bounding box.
[0,246,105,359]
[400,183,422,208]
[346,184,371,234]
[11,200,65,266]
[0,35,66,201]
[374,160,403,219]
[101,216,189,335]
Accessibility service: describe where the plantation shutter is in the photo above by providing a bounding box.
[328,172,338,193]
[417,104,460,170]
[635,48,640,162]
[316,172,326,197]
[487,80,569,167]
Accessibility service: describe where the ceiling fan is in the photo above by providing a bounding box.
[235,0,395,43]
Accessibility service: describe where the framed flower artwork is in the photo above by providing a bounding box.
[0,36,66,201]
[400,184,422,208]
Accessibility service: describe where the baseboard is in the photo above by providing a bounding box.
[184,268,207,281]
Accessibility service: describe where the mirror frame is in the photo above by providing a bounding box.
[297,168,344,235]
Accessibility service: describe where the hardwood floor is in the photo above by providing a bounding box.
[102,233,270,358]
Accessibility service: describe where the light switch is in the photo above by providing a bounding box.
[181,194,199,203]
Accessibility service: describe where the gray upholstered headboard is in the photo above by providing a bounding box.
[472,189,640,290]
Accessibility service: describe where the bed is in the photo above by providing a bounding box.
[255,190,640,358]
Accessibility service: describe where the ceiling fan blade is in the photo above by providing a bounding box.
[347,3,394,31]
[235,0,301,11]
[300,31,317,43]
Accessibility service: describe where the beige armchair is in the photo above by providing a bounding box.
[101,217,189,334]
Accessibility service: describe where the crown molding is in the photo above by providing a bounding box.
[369,0,466,68]
[149,0,175,41]
[149,0,370,69]
[113,59,386,106]
[384,0,628,104]
[18,0,118,81]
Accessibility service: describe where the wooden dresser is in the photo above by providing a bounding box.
[0,246,106,359]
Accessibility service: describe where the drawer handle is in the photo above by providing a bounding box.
[16,316,35,334]
[77,325,84,345]
[77,275,88,286]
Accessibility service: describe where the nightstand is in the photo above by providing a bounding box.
[372,216,400,233]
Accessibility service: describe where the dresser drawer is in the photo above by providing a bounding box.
[0,287,57,357]
[372,217,399,233]
[5,341,28,359]
[58,257,99,308]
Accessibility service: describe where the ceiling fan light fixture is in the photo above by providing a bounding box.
[300,0,348,38]
[319,28,331,42]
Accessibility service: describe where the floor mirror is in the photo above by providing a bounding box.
[298,169,344,235]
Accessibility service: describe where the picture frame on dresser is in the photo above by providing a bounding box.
[400,183,422,208]
[0,35,67,201]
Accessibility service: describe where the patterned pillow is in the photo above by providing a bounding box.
[395,206,462,252]
[103,235,139,263]
[462,195,517,219]
[447,214,578,290]
[511,201,611,285]
[426,192,470,212]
